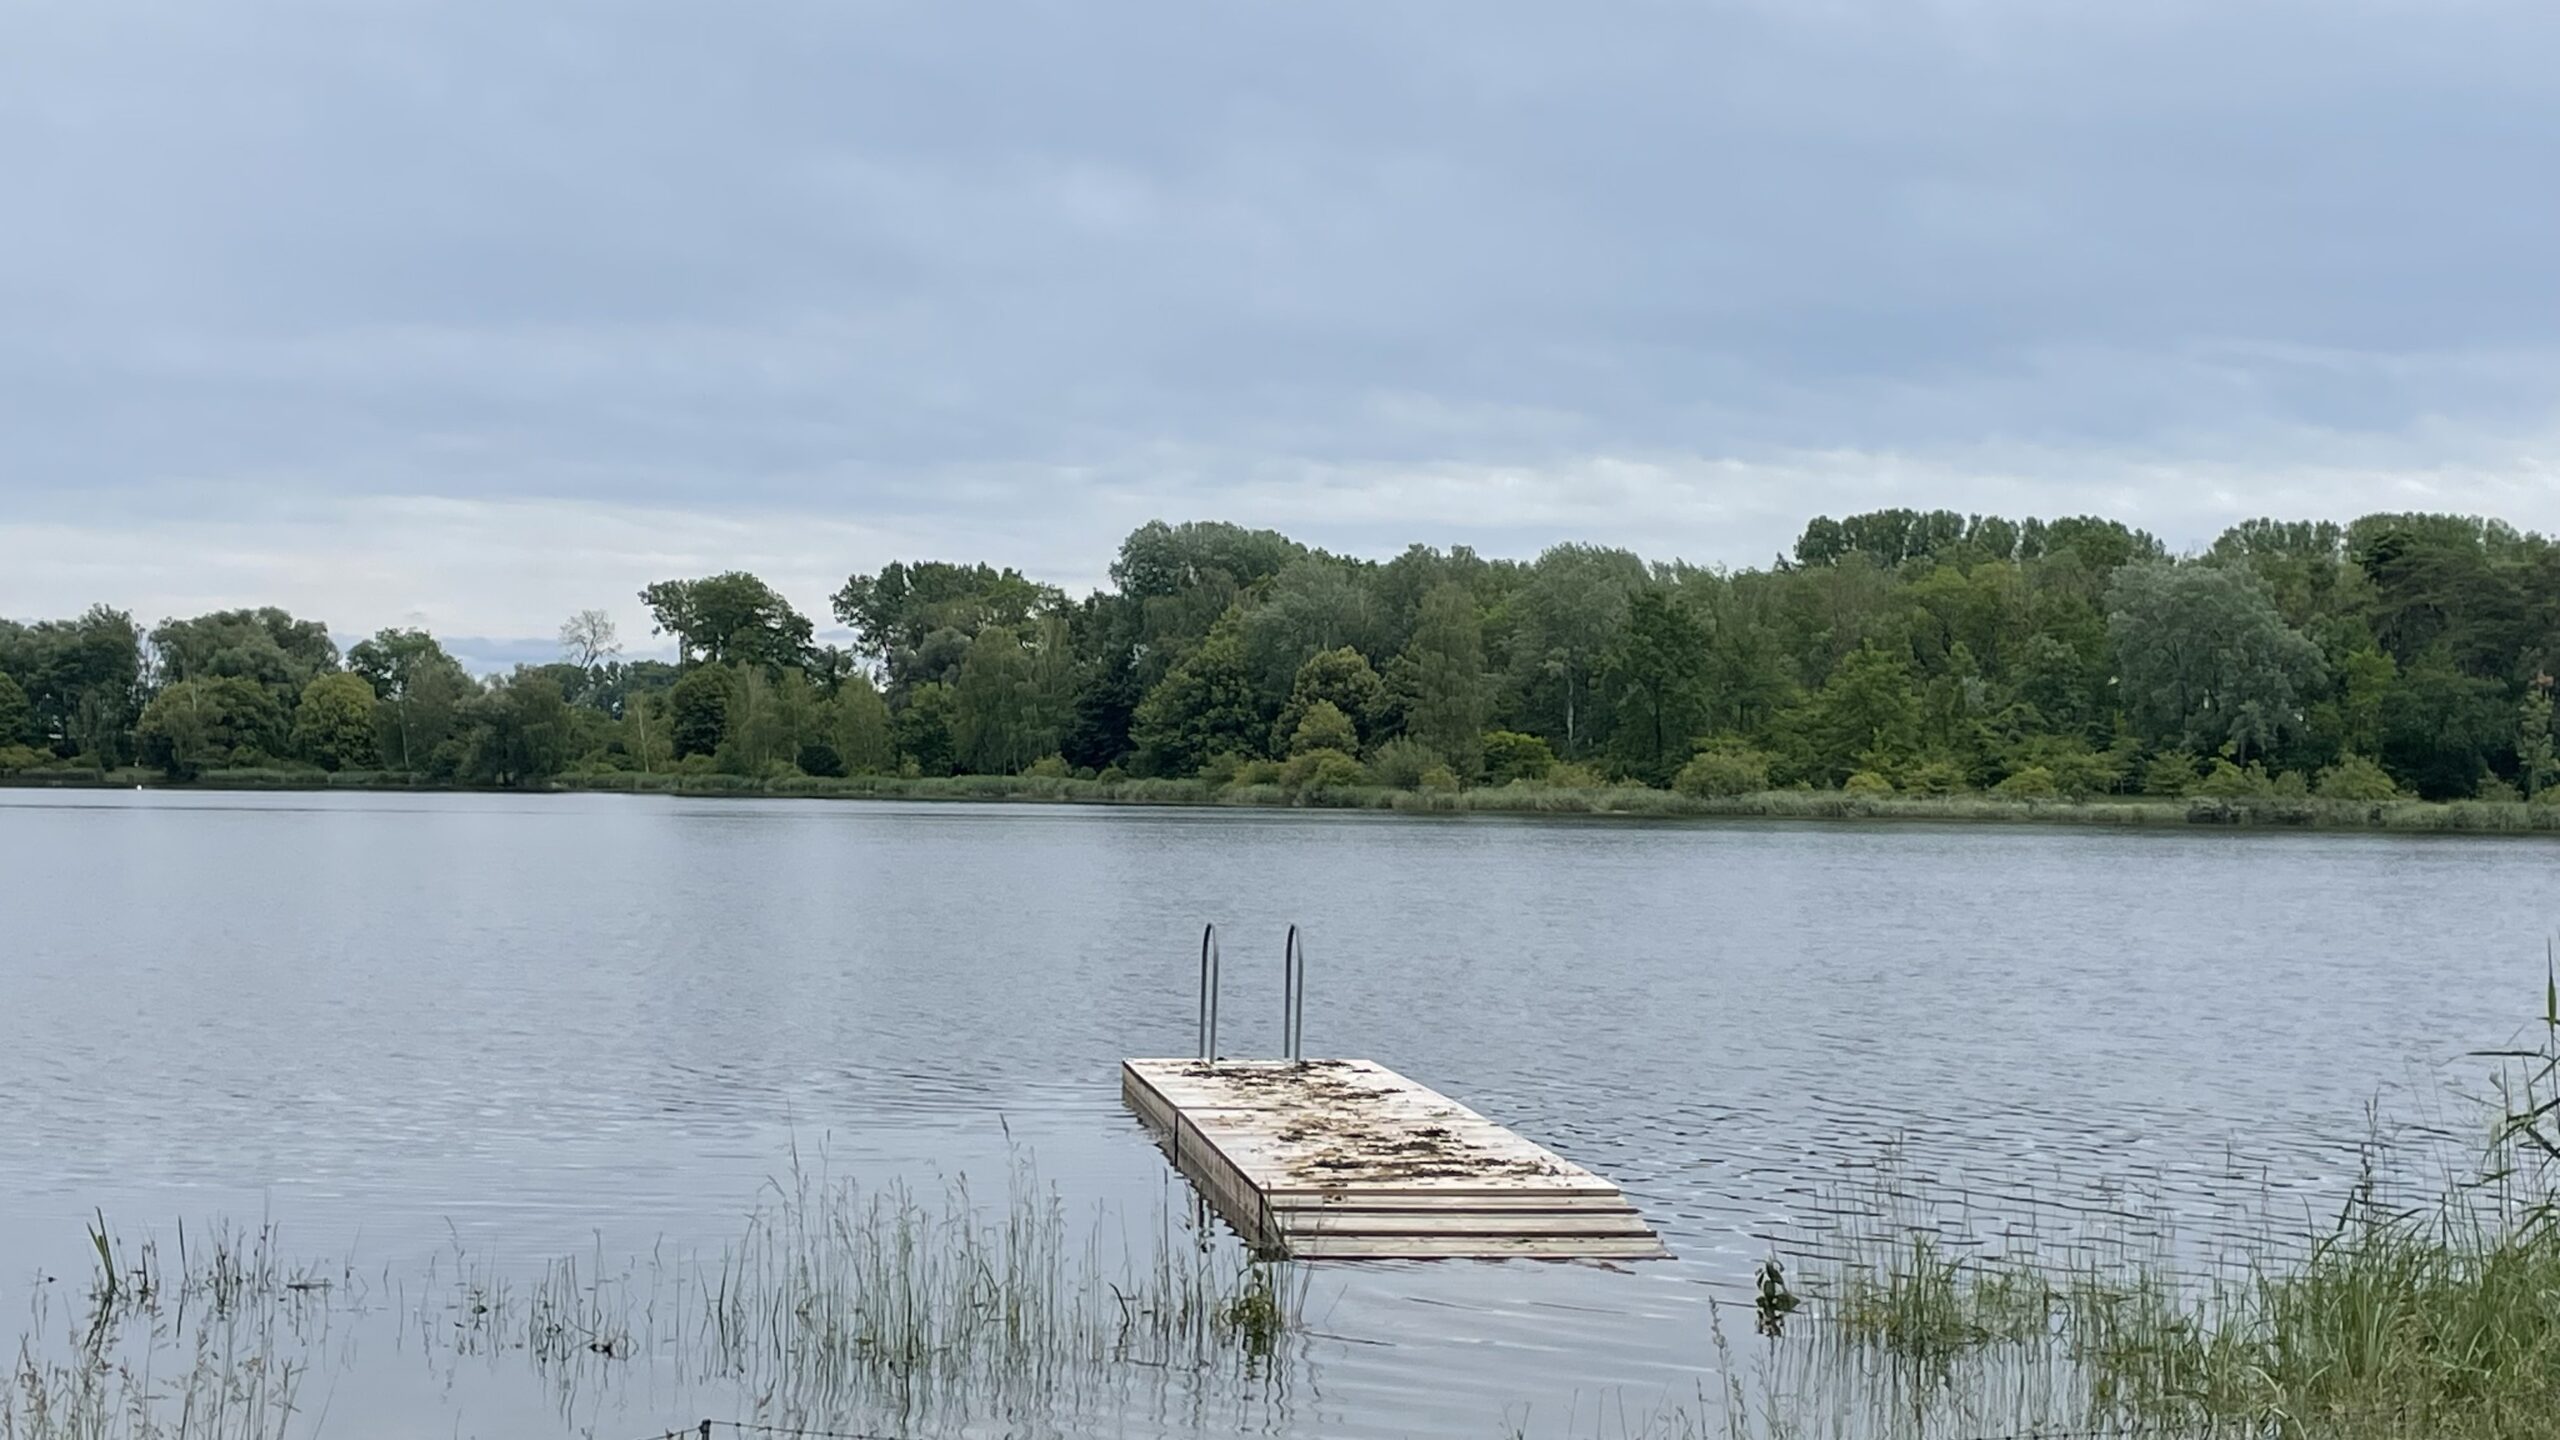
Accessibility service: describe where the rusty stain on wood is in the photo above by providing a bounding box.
[1121,1057,1667,1261]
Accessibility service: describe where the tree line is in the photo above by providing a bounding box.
[6,509,2560,804]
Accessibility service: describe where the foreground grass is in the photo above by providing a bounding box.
[1772,974,2560,1440]
[20,763,2560,834]
[3,1157,1296,1440]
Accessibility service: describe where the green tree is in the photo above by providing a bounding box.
[348,629,472,774]
[0,605,144,764]
[667,665,736,758]
[462,672,573,786]
[828,672,896,774]
[1389,584,1488,778]
[1600,588,1711,785]
[639,572,815,670]
[0,671,28,746]
[720,666,821,774]
[1271,647,1387,753]
[1287,699,1360,757]
[150,608,338,714]
[2142,753,2198,797]
[2012,633,2095,736]
[1060,594,1145,772]
[291,672,381,771]
[1793,508,1973,569]
[1130,611,1262,777]
[2380,656,2510,799]
[1109,520,1305,602]
[1508,545,1646,757]
[2519,684,2557,799]
[2352,518,2528,675]
[952,627,1056,774]
[831,560,1062,694]
[136,677,287,779]
[1243,557,1375,702]
[614,688,676,774]
[2335,645,2398,760]
[894,681,961,776]
[1785,644,1921,785]
[1686,570,1796,736]
[2106,562,2326,764]
[1481,730,1556,784]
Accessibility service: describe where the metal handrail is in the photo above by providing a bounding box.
[1283,924,1307,1063]
[1197,923,1222,1062]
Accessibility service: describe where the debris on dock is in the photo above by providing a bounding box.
[1121,1057,1666,1261]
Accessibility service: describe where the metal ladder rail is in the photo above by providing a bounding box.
[1283,924,1307,1063]
[1196,921,1305,1065]
[1197,922,1222,1062]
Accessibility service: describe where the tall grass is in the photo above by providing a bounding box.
[1770,970,2560,1440]
[699,1155,1296,1423]
[3,1157,1296,1439]
[1,1223,337,1440]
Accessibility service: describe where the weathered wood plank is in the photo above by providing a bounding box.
[1270,1192,1639,1213]
[1120,1057,1666,1261]
[1287,1233,1670,1260]
[1275,1211,1659,1238]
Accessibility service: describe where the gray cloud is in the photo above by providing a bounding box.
[4,0,2558,642]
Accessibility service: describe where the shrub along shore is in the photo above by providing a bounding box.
[17,764,2560,834]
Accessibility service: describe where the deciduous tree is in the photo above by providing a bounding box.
[667,665,736,758]
[640,573,814,670]
[1389,584,1487,778]
[1601,588,1711,785]
[1130,610,1261,776]
[559,609,621,670]
[2106,562,2325,765]
[292,672,381,771]
[137,677,286,778]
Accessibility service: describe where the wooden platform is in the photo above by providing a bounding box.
[1121,1057,1667,1261]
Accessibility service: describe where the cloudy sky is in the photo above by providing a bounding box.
[4,0,2556,667]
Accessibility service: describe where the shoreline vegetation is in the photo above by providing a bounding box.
[13,509,2560,823]
[6,1156,1298,1440]
[1750,971,2560,1440]
[17,764,2560,834]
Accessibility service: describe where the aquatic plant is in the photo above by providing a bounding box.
[1766,968,2560,1440]
[1,1157,1296,1440]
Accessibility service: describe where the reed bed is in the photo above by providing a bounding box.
[698,1156,1297,1422]
[3,1160,1296,1440]
[1751,971,2560,1440]
[1,1222,341,1440]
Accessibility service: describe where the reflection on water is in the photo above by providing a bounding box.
[3,790,2555,1437]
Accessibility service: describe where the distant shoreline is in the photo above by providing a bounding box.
[9,767,2560,836]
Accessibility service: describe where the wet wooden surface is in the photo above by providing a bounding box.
[1121,1057,1667,1260]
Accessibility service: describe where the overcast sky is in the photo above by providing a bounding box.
[4,0,2556,668]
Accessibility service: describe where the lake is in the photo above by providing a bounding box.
[3,789,2553,1438]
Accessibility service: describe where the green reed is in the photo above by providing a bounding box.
[4,1155,1296,1440]
[700,1153,1297,1422]
[1757,968,2560,1440]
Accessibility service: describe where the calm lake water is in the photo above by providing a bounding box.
[3,790,2555,1438]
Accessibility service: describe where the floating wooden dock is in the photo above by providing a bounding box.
[1121,1057,1667,1260]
